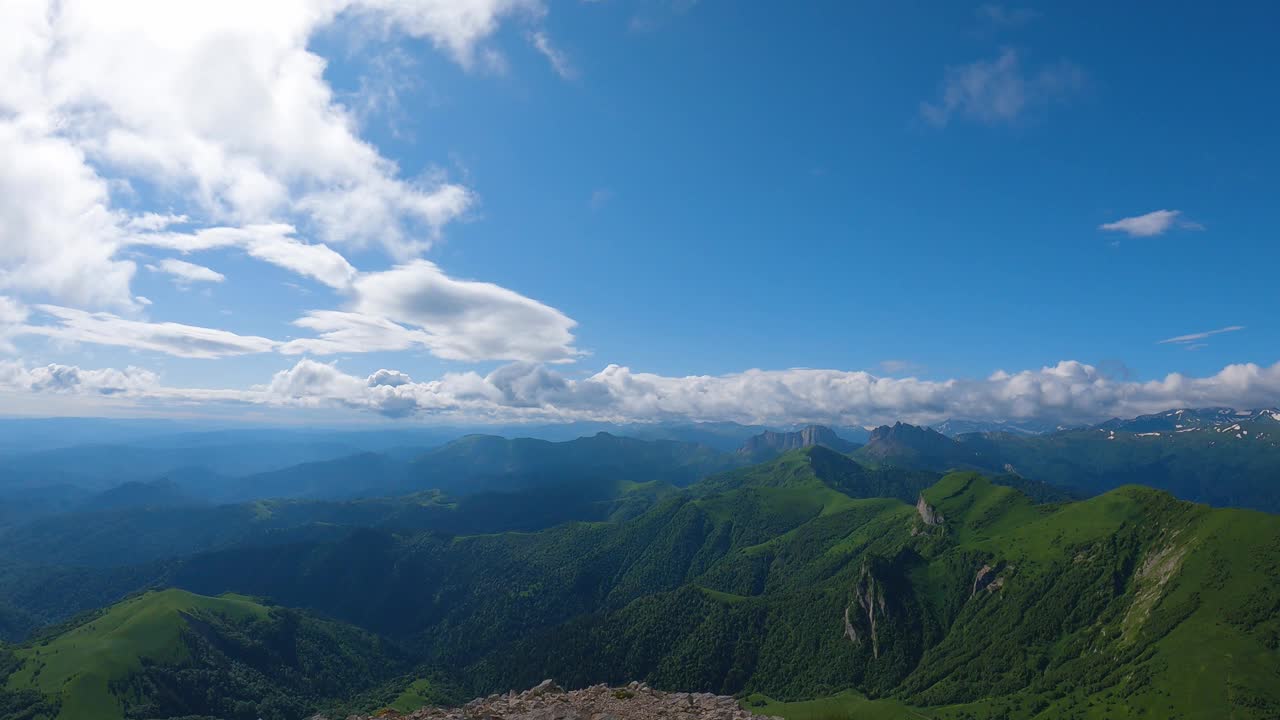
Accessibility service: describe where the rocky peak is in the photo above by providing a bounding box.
[865,422,950,450]
[336,680,780,720]
[737,424,858,459]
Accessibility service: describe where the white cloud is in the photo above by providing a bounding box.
[282,358,1280,424]
[0,360,162,396]
[132,224,359,290]
[0,120,137,309]
[147,258,226,286]
[16,305,277,359]
[345,260,580,362]
[0,0,541,309]
[921,49,1083,127]
[281,311,434,355]
[8,355,1279,426]
[128,232,580,362]
[528,30,577,79]
[1159,325,1244,345]
[1100,209,1202,238]
[0,296,29,353]
[126,213,190,232]
[352,0,544,69]
[0,297,29,327]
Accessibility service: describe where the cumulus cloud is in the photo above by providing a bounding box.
[16,305,277,359]
[1099,209,1202,238]
[147,258,226,286]
[0,360,161,396]
[344,260,581,362]
[0,0,541,309]
[265,358,1280,424]
[0,0,593,373]
[351,0,544,69]
[0,120,137,309]
[9,355,1278,426]
[921,49,1084,127]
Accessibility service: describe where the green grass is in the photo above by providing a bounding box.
[390,678,445,712]
[743,690,928,720]
[6,589,269,720]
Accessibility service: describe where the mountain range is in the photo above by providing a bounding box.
[3,444,1277,719]
[2,409,1279,719]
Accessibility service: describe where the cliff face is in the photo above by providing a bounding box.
[916,495,944,526]
[335,680,780,720]
[738,425,859,460]
[847,562,889,659]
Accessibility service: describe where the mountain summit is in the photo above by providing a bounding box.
[737,425,859,461]
[853,422,985,471]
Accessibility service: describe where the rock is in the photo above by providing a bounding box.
[344,681,760,720]
[916,494,944,526]
[531,680,565,697]
[971,564,995,596]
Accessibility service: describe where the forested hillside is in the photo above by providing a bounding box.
[150,449,1280,719]
[3,436,1278,720]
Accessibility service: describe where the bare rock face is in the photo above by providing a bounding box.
[845,561,888,659]
[916,495,944,526]
[341,681,781,720]
[971,564,995,596]
[737,425,857,458]
[970,563,1011,596]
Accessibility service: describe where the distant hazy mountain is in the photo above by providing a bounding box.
[402,432,740,496]
[214,452,412,503]
[736,424,861,462]
[930,417,1065,437]
[80,477,197,512]
[0,440,368,492]
[957,414,1280,510]
[841,411,1280,512]
[0,433,740,571]
[853,422,988,471]
[1095,406,1280,433]
[618,421,773,451]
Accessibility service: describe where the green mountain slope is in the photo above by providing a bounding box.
[161,449,1280,719]
[1,589,403,720]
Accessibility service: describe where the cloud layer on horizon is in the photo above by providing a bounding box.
[3,357,1278,427]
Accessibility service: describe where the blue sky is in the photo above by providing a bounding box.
[1,1,1277,426]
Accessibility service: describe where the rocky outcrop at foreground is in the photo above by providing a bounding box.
[338,680,780,720]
